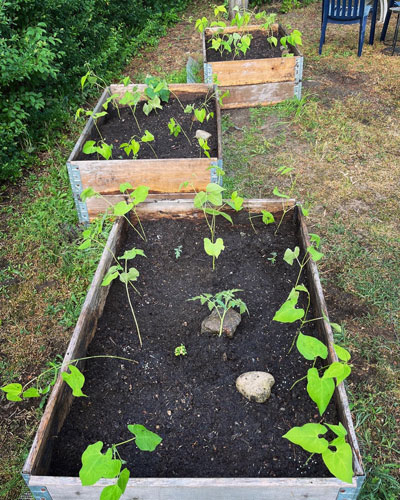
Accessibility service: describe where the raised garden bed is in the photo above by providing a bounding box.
[67,84,223,223]
[22,199,364,500]
[202,25,303,109]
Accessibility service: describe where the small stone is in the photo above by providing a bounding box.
[195,129,212,141]
[167,410,172,416]
[236,371,275,403]
[222,352,228,362]
[201,308,242,338]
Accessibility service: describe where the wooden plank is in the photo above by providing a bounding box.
[76,158,216,195]
[220,81,295,109]
[205,24,280,36]
[28,475,354,500]
[209,58,296,86]
[214,85,223,160]
[23,218,126,476]
[296,209,364,477]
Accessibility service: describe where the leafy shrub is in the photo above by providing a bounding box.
[0,0,190,181]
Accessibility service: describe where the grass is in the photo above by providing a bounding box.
[1,0,400,498]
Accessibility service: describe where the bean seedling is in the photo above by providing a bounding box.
[101,247,146,346]
[174,344,187,356]
[189,289,249,337]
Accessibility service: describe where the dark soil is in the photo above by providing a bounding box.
[49,213,338,479]
[205,30,294,62]
[76,94,218,160]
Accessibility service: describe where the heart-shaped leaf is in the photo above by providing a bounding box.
[61,365,86,397]
[113,201,134,216]
[204,238,225,258]
[1,383,22,401]
[296,332,328,361]
[283,423,329,454]
[323,362,351,386]
[322,437,353,483]
[283,247,300,265]
[307,367,335,416]
[127,424,162,451]
[79,442,121,486]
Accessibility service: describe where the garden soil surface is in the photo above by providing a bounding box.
[49,212,338,479]
[76,94,218,161]
[205,30,295,62]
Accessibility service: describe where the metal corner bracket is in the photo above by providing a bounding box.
[336,475,366,500]
[294,56,303,100]
[21,474,53,500]
[210,159,223,185]
[67,161,90,225]
[204,63,213,84]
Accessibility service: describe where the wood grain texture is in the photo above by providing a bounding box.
[208,58,296,86]
[220,81,295,109]
[27,475,355,500]
[297,208,364,477]
[23,218,126,475]
[205,23,280,35]
[76,158,217,195]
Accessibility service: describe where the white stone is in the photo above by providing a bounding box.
[236,371,275,403]
[195,129,212,141]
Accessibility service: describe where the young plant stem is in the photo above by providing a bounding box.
[124,260,142,347]
[99,194,145,241]
[145,142,158,159]
[129,106,141,132]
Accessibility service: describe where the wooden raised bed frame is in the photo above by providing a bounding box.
[202,25,303,109]
[67,84,223,224]
[22,199,364,500]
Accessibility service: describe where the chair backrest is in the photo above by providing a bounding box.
[323,0,366,20]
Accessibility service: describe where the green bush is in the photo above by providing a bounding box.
[0,0,189,181]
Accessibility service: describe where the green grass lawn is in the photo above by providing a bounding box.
[0,1,399,498]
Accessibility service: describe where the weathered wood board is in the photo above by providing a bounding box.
[201,25,303,109]
[67,84,223,224]
[23,200,364,500]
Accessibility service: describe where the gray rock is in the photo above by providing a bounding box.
[195,129,212,141]
[201,307,242,338]
[236,371,275,403]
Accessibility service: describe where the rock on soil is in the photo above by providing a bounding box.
[236,371,275,403]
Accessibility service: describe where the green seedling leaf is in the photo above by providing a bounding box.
[131,185,149,205]
[117,468,130,494]
[309,233,321,249]
[261,210,275,225]
[227,191,244,211]
[307,367,335,416]
[205,183,224,206]
[80,187,98,202]
[119,267,139,284]
[80,442,121,486]
[82,140,97,155]
[333,344,351,362]
[295,284,308,293]
[307,246,324,262]
[322,437,353,483]
[127,424,162,451]
[323,362,351,386]
[120,182,134,194]
[1,383,22,401]
[22,388,40,398]
[326,422,348,438]
[273,289,304,323]
[301,206,310,217]
[102,268,120,286]
[141,130,154,142]
[204,237,225,259]
[80,188,99,201]
[283,423,329,454]
[204,208,232,224]
[120,248,146,260]
[273,187,290,199]
[113,201,134,216]
[296,333,328,361]
[194,108,207,123]
[100,484,123,500]
[194,191,207,208]
[61,365,86,397]
[283,247,300,265]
